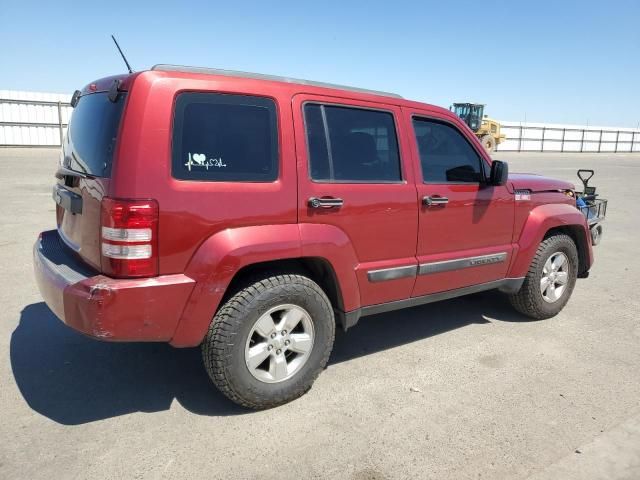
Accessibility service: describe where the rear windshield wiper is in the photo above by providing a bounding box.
[108,79,123,103]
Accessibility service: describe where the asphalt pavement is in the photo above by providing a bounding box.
[1,149,638,479]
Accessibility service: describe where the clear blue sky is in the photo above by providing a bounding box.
[1,0,638,127]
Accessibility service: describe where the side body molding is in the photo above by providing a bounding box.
[170,223,361,347]
[507,203,593,279]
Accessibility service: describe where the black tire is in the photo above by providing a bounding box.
[201,274,335,409]
[508,234,579,319]
[481,134,496,152]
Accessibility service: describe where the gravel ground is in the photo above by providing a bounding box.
[0,149,638,480]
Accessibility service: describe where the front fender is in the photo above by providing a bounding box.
[508,203,593,278]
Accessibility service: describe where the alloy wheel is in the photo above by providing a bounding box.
[540,252,570,303]
[244,304,315,383]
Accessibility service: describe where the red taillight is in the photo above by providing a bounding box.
[100,197,159,278]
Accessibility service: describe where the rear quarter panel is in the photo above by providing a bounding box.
[113,71,369,346]
[110,71,298,275]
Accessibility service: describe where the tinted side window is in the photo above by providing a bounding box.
[413,118,483,183]
[304,104,401,182]
[172,93,278,182]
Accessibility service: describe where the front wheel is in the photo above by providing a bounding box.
[508,234,579,319]
[202,274,335,409]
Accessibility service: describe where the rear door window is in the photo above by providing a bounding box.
[66,92,126,177]
[304,104,402,182]
[172,93,278,182]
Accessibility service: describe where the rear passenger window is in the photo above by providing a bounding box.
[172,93,278,181]
[413,118,484,183]
[304,104,401,182]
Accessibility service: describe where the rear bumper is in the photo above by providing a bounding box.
[33,230,195,342]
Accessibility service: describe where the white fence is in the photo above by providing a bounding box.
[496,121,640,153]
[0,90,72,147]
[2,90,640,153]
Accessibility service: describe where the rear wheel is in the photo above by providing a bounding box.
[481,134,496,152]
[201,274,335,409]
[508,234,579,319]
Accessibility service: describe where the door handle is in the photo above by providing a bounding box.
[423,195,449,206]
[308,197,344,209]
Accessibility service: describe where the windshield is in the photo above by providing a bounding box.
[64,92,126,177]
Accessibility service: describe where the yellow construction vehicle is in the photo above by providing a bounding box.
[451,103,505,152]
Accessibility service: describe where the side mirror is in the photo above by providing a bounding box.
[489,160,509,186]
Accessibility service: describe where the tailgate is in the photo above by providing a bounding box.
[55,90,126,270]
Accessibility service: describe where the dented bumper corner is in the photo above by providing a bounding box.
[33,230,195,341]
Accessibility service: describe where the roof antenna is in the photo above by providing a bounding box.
[111,34,133,73]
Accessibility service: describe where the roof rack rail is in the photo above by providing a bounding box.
[151,64,403,99]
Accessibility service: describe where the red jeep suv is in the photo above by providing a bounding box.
[34,65,602,409]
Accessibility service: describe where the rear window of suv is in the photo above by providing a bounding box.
[172,93,278,182]
[66,92,126,177]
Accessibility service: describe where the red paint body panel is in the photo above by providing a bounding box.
[64,274,194,341]
[33,68,597,347]
[33,234,194,341]
[171,224,302,347]
[56,176,109,270]
[110,72,299,275]
[292,94,419,307]
[508,201,593,278]
[509,173,575,193]
[402,106,515,296]
[298,223,361,311]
